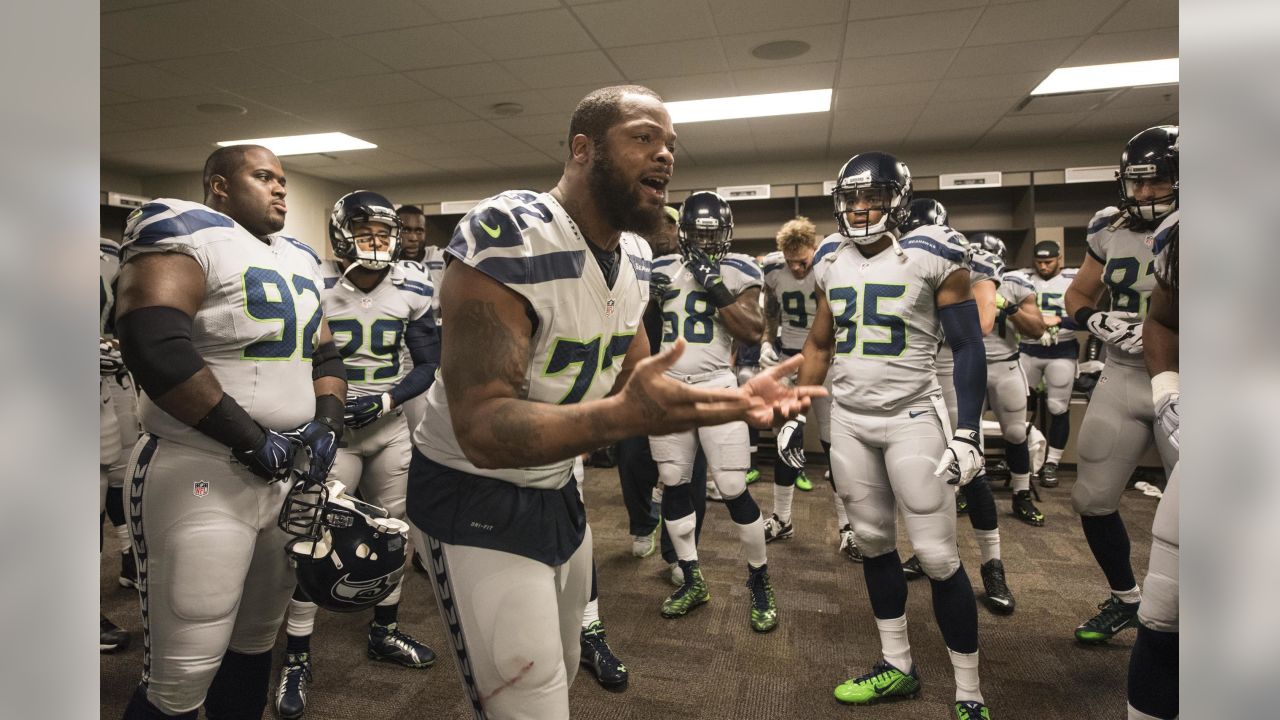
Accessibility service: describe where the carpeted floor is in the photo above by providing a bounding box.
[100,462,1162,719]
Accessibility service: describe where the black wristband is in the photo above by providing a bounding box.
[706,280,736,308]
[1073,306,1096,329]
[315,394,345,438]
[195,393,266,451]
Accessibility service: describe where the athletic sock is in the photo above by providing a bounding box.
[948,648,983,704]
[773,484,794,524]
[582,598,600,628]
[875,615,912,673]
[974,529,1001,565]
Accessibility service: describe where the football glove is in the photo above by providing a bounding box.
[649,271,672,301]
[1085,311,1143,351]
[994,292,1009,312]
[100,341,125,376]
[759,341,779,368]
[345,392,391,429]
[933,429,983,486]
[232,429,300,483]
[776,415,806,470]
[684,247,735,307]
[1154,394,1180,450]
[283,421,340,485]
[1077,360,1104,376]
[1038,325,1060,346]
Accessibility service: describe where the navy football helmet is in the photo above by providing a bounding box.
[1118,125,1178,224]
[831,151,912,243]
[330,190,402,270]
[968,232,1007,262]
[279,475,409,613]
[901,197,948,233]
[678,191,733,263]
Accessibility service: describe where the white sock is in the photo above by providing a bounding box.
[582,598,599,628]
[833,491,849,527]
[948,648,983,703]
[1046,446,1064,465]
[1011,472,1031,492]
[1115,585,1142,604]
[286,598,319,637]
[666,511,698,562]
[974,529,1001,565]
[773,483,794,524]
[875,615,912,673]
[736,515,768,567]
[114,522,131,551]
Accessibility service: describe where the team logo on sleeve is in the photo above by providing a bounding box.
[193,480,210,498]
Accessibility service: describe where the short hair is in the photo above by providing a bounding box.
[567,85,663,153]
[776,216,819,253]
[202,144,260,193]
[396,204,425,217]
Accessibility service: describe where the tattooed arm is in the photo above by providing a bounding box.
[440,261,819,469]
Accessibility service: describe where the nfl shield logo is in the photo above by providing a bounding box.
[193,480,210,498]
[605,299,616,317]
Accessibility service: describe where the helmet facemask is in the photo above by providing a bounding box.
[833,184,908,243]
[344,220,401,271]
[1119,167,1177,224]
[679,218,731,264]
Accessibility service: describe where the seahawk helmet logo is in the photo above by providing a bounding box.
[329,567,405,606]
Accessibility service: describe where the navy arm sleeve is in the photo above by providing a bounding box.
[939,298,987,432]
[389,315,440,406]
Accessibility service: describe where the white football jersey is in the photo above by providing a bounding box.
[651,251,762,376]
[413,190,651,489]
[987,271,1036,359]
[1021,267,1079,347]
[1150,209,1179,287]
[100,238,119,337]
[320,261,433,399]
[403,245,447,325]
[813,226,967,413]
[760,250,818,352]
[1087,206,1159,368]
[122,199,326,454]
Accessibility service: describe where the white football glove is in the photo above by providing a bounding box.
[759,341,779,368]
[1086,311,1143,351]
[1154,394,1180,450]
[1038,325,1060,346]
[933,429,983,486]
[776,415,806,469]
[100,341,124,376]
[1077,360,1104,376]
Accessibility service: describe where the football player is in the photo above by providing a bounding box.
[114,145,345,719]
[649,191,779,633]
[99,236,131,653]
[1128,197,1179,720]
[1020,241,1079,487]
[785,152,993,719]
[273,191,441,719]
[1065,126,1179,645]
[405,85,820,720]
[760,217,859,561]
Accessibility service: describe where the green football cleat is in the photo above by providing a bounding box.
[745,468,760,485]
[661,560,710,618]
[955,700,992,719]
[795,471,814,491]
[746,565,778,633]
[1012,490,1045,527]
[833,660,920,704]
[1075,595,1140,643]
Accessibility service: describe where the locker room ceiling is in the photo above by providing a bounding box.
[101,0,1179,185]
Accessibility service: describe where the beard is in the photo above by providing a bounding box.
[589,145,662,238]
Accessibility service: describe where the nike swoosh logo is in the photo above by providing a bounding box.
[478,221,501,239]
[909,410,927,418]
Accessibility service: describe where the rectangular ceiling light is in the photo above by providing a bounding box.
[215,132,376,156]
[1031,58,1178,95]
[666,89,832,123]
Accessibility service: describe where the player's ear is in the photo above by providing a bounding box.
[569,134,593,166]
[207,173,230,201]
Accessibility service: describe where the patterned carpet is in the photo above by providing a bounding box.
[100,462,1161,719]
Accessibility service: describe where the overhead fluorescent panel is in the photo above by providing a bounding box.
[666,89,832,124]
[1031,58,1178,96]
[216,132,376,156]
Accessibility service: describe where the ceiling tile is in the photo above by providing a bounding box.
[723,24,846,70]
[451,9,597,60]
[345,25,490,70]
[966,0,1127,46]
[1060,103,1179,142]
[450,89,584,119]
[846,0,987,21]
[749,113,831,154]
[499,51,625,90]
[420,120,513,143]
[101,0,328,62]
[306,98,476,131]
[945,38,1081,78]
[277,0,440,36]
[1103,0,1179,32]
[522,134,570,159]
[103,145,218,174]
[706,0,849,35]
[729,62,838,94]
[573,0,717,48]
[1105,84,1178,109]
[254,40,393,81]
[930,72,1046,103]
[830,107,921,150]
[834,81,939,111]
[102,48,138,68]
[154,52,305,91]
[843,8,983,59]
[978,112,1091,146]
[234,83,344,115]
[631,73,734,102]
[426,0,563,21]
[1063,27,1179,66]
[608,39,729,79]
[351,125,437,148]
[102,63,214,99]
[314,73,438,103]
[103,125,224,153]
[405,62,529,97]
[838,49,954,86]
[489,112,571,137]
[907,98,1011,145]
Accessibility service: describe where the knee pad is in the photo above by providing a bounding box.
[850,524,895,559]
[723,490,761,525]
[1046,396,1070,416]
[655,459,690,488]
[915,543,961,581]
[1000,423,1027,445]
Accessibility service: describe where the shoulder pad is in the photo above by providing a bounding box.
[813,235,843,265]
[123,198,235,249]
[898,227,968,264]
[1088,206,1123,235]
[652,254,681,272]
[1151,211,1179,256]
[721,252,762,281]
[277,235,321,265]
